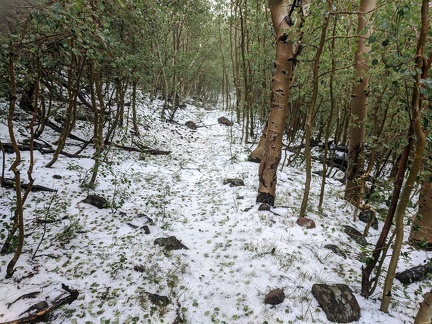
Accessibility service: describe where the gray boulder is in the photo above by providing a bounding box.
[312,284,360,323]
[154,236,188,250]
[343,225,368,246]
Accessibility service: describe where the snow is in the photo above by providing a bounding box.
[0,97,430,323]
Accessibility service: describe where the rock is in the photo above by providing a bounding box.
[185,121,198,130]
[134,265,145,272]
[396,264,432,284]
[217,116,234,126]
[264,288,285,305]
[343,225,368,246]
[137,213,155,225]
[82,194,108,209]
[146,292,170,307]
[358,210,378,230]
[258,203,270,211]
[324,244,346,259]
[53,174,62,179]
[143,225,150,234]
[154,236,188,250]
[297,217,316,229]
[223,178,245,187]
[312,284,360,323]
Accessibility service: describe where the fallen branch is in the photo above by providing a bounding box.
[45,120,89,143]
[108,142,171,155]
[1,142,51,154]
[39,148,88,159]
[7,292,41,309]
[0,284,79,324]
[1,178,57,192]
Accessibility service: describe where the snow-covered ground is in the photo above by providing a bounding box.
[0,98,430,323]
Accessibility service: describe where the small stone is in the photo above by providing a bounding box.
[359,210,378,230]
[217,116,234,126]
[296,217,316,229]
[137,214,155,225]
[143,225,150,234]
[343,225,368,246]
[146,292,170,307]
[223,178,245,187]
[324,244,346,258]
[82,194,108,209]
[258,203,271,211]
[154,236,188,250]
[265,288,285,305]
[134,265,145,272]
[53,174,62,179]
[185,121,198,130]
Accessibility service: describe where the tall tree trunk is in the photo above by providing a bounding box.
[361,124,413,298]
[5,46,24,278]
[319,15,337,209]
[256,0,303,206]
[239,0,250,144]
[300,0,331,217]
[88,62,105,187]
[344,0,376,206]
[409,52,432,247]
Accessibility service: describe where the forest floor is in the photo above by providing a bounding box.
[0,97,430,323]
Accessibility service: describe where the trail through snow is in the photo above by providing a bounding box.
[0,99,429,323]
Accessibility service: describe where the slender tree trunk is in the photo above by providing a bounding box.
[256,0,303,206]
[319,15,338,209]
[300,1,331,217]
[5,47,24,278]
[239,0,250,144]
[88,62,104,187]
[380,0,429,312]
[45,53,84,168]
[344,0,376,205]
[361,123,413,298]
[409,53,432,247]
[132,79,140,135]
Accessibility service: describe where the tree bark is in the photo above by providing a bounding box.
[300,1,331,217]
[256,0,302,206]
[380,0,429,312]
[415,291,432,324]
[409,53,432,247]
[344,0,376,206]
[410,181,432,248]
[5,46,24,278]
